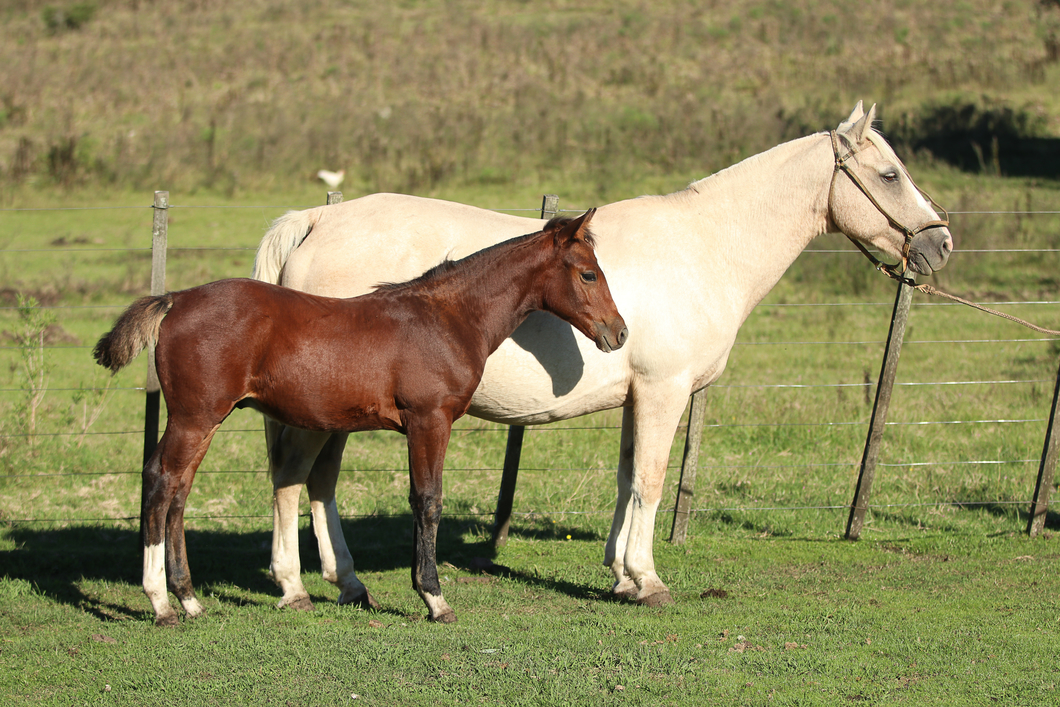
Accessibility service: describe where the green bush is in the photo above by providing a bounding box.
[42,2,96,34]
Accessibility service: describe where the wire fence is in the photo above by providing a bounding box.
[1,196,1058,531]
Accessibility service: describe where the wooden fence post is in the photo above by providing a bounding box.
[669,387,709,544]
[142,191,168,468]
[327,191,343,206]
[1027,357,1060,536]
[492,194,560,549]
[846,275,915,540]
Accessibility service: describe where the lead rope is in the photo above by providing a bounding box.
[887,269,1060,337]
[830,131,1060,337]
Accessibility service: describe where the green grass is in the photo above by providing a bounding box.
[1,520,1057,705]
[4,1,1060,198]
[2,1,1060,701]
[0,171,1059,703]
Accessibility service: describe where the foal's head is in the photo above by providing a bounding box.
[540,209,628,353]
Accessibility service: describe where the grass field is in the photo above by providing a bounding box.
[1,166,1059,704]
[2,0,1060,703]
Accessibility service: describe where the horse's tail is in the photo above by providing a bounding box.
[93,294,174,373]
[251,206,324,284]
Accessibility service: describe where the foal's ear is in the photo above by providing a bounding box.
[836,102,877,148]
[557,208,596,244]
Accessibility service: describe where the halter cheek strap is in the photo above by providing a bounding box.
[829,132,1060,335]
[829,130,950,283]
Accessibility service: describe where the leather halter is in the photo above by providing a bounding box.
[829,130,949,282]
[828,131,1060,335]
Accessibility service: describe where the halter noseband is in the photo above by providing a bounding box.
[829,130,949,282]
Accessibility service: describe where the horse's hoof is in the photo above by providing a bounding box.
[154,613,179,628]
[612,585,638,600]
[278,595,315,612]
[428,610,458,624]
[636,590,675,608]
[339,588,381,611]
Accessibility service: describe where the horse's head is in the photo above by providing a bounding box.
[543,209,628,353]
[828,102,953,277]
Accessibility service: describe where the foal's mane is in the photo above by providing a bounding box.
[373,217,595,293]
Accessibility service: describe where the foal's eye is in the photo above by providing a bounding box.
[581,271,598,283]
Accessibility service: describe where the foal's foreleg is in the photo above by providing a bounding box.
[305,433,379,610]
[406,412,456,623]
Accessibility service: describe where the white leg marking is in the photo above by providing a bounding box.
[180,596,206,617]
[421,592,455,622]
[143,542,175,621]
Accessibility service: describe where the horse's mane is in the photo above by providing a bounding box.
[373,217,595,292]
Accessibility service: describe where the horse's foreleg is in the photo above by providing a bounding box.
[604,406,637,598]
[406,412,456,623]
[607,382,689,608]
[267,423,329,610]
[305,432,379,610]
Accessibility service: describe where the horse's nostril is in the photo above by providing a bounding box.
[617,327,629,346]
[943,237,953,254]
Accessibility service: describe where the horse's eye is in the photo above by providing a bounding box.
[581,271,598,283]
[882,171,899,183]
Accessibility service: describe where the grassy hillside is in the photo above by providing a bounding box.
[2,0,1060,201]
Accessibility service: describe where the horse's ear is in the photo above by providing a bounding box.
[557,208,596,244]
[838,101,865,131]
[837,102,876,148]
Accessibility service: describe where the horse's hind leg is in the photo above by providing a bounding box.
[267,422,330,610]
[141,422,219,626]
[605,406,637,599]
[305,433,379,610]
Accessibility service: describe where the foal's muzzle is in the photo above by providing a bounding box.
[595,319,628,353]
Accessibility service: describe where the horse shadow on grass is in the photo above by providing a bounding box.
[0,514,608,621]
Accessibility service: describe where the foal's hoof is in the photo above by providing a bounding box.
[428,610,458,624]
[154,613,179,628]
[278,595,316,612]
[636,590,675,608]
[339,588,381,611]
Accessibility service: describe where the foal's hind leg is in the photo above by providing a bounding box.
[305,433,379,610]
[164,425,219,620]
[141,422,219,626]
[267,422,330,610]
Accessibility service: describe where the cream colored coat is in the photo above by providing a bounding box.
[251,104,953,614]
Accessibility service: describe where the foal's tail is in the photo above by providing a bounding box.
[92,294,174,373]
[251,206,324,284]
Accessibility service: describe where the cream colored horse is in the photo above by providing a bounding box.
[251,103,952,615]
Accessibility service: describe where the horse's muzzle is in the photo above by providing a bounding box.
[908,227,954,275]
